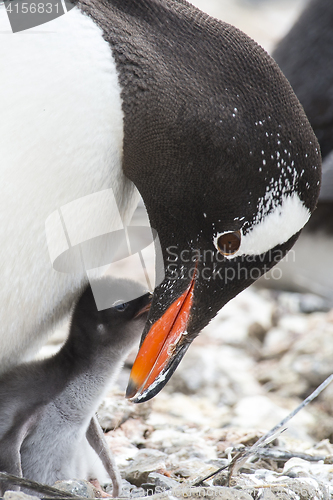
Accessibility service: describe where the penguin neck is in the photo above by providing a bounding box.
[47,324,124,419]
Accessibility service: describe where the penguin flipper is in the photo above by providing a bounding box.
[86,416,122,498]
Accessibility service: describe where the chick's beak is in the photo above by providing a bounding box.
[134,292,153,318]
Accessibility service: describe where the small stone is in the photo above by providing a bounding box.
[262,326,295,356]
[206,458,229,469]
[97,396,135,431]
[130,486,146,498]
[120,418,153,447]
[104,427,139,468]
[232,395,314,442]
[173,468,191,479]
[106,478,141,498]
[124,449,168,487]
[53,479,98,498]
[213,471,229,487]
[146,425,217,459]
[223,467,326,500]
[248,321,267,343]
[208,288,274,345]
[172,460,217,482]
[4,492,41,500]
[141,483,156,494]
[147,472,180,490]
[97,385,152,432]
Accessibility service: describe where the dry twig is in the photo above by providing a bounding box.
[194,373,333,486]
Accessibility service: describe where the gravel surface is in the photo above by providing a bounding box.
[28,285,333,500]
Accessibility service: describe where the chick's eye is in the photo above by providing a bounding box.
[113,301,129,312]
[217,230,241,256]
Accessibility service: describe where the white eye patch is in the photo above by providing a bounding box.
[214,193,310,259]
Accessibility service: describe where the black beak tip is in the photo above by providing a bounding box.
[130,344,190,403]
[125,379,138,399]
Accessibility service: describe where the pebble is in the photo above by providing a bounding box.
[4,493,40,500]
[97,389,151,431]
[232,395,315,442]
[165,345,262,407]
[147,472,180,490]
[123,449,168,487]
[203,288,274,346]
[105,479,142,498]
[53,479,99,498]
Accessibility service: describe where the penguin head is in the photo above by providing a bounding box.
[127,130,320,402]
[69,277,152,359]
[88,0,321,401]
[121,19,321,402]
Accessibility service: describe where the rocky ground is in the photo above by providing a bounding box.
[16,285,333,500]
[101,287,333,500]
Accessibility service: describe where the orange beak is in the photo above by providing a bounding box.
[126,276,195,401]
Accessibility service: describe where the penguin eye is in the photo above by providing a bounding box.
[216,231,241,256]
[113,301,129,312]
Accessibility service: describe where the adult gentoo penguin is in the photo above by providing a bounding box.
[257,0,333,301]
[0,277,151,496]
[273,0,333,161]
[0,1,321,401]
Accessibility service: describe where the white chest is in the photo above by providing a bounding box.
[20,372,114,484]
[0,6,139,370]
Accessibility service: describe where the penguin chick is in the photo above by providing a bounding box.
[0,277,152,497]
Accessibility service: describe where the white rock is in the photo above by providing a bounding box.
[4,492,40,500]
[205,288,274,345]
[232,395,315,442]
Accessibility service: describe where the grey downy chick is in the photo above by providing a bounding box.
[0,277,152,496]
